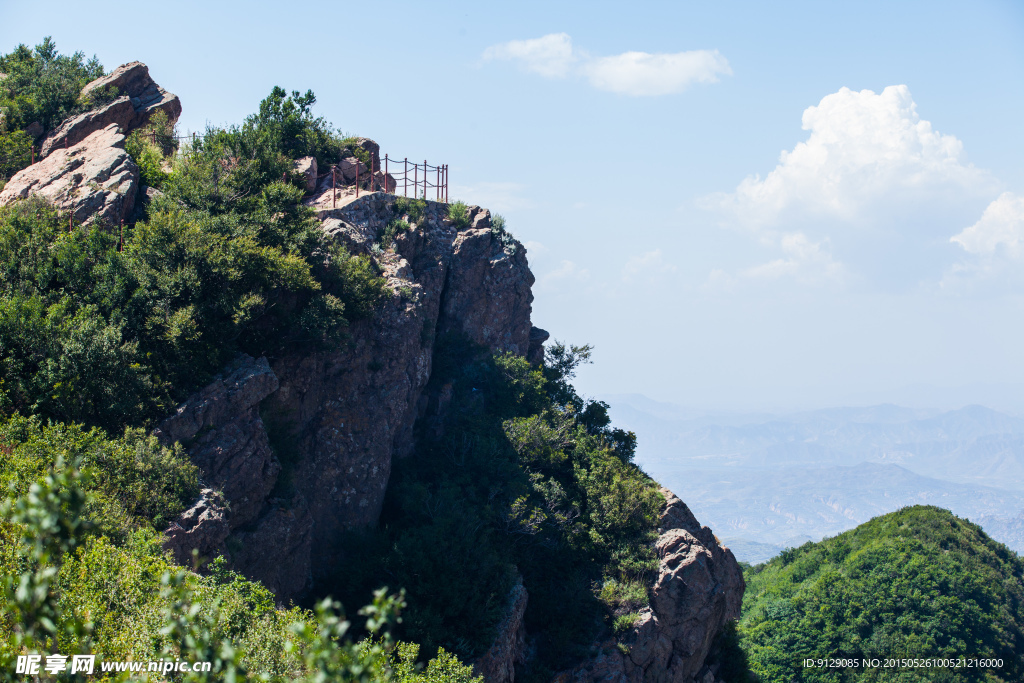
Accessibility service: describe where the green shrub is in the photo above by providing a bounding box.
[0,130,32,182]
[446,201,470,230]
[0,37,104,134]
[125,131,169,188]
[0,97,388,431]
[393,197,426,223]
[379,219,410,249]
[0,459,480,681]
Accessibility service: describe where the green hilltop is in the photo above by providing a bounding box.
[733,505,1024,682]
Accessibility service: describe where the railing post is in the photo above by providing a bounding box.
[424,160,427,200]
[436,165,440,201]
[404,158,408,197]
[332,167,336,208]
[385,154,389,194]
[414,162,417,200]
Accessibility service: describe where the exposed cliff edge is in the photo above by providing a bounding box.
[553,490,744,683]
[155,192,536,602]
[0,59,744,682]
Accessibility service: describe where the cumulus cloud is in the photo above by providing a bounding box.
[709,85,994,229]
[951,192,1024,258]
[482,33,730,96]
[743,233,845,284]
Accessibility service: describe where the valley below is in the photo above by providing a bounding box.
[606,395,1024,562]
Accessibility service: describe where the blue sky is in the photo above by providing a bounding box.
[4,0,1023,411]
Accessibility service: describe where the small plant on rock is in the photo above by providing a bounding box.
[447,200,470,230]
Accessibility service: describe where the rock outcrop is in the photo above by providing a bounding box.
[0,123,139,226]
[294,156,318,193]
[156,355,315,599]
[40,61,180,157]
[553,489,744,683]
[266,190,535,582]
[474,576,529,683]
[159,190,536,601]
[163,489,231,568]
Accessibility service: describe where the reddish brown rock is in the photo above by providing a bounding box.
[294,156,318,193]
[0,123,138,226]
[41,61,181,157]
[153,355,281,528]
[553,489,744,683]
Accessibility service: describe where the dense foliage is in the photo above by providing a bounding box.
[0,38,104,182]
[1,460,481,682]
[0,87,387,433]
[736,506,1024,682]
[326,338,661,681]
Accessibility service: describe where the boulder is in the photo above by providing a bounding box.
[163,489,231,568]
[552,489,744,683]
[81,61,155,102]
[338,156,368,184]
[374,170,397,193]
[0,123,139,226]
[40,61,181,157]
[293,156,318,193]
[350,137,381,173]
[527,326,549,365]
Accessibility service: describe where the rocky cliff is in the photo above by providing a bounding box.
[0,61,744,683]
[156,191,537,601]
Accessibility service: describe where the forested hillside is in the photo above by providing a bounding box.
[735,506,1024,682]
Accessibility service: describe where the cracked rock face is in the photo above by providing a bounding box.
[160,192,538,600]
[41,61,181,157]
[552,489,744,683]
[266,192,536,582]
[0,123,139,226]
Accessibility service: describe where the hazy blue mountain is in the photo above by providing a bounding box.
[605,395,1024,562]
[605,396,1024,490]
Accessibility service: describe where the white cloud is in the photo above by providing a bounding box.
[951,192,1024,258]
[482,33,730,96]
[742,233,845,284]
[622,249,678,283]
[481,33,576,78]
[710,85,994,229]
[582,49,730,96]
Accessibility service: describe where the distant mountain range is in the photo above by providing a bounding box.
[604,395,1024,561]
